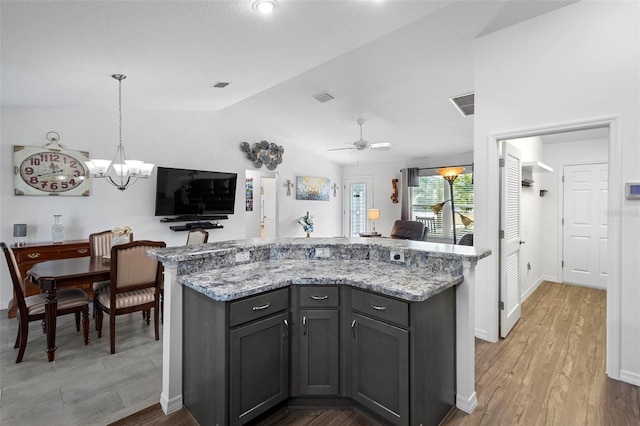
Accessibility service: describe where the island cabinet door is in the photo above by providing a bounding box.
[230,312,290,426]
[299,309,340,395]
[350,312,409,426]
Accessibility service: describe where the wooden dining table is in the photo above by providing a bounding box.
[27,256,111,361]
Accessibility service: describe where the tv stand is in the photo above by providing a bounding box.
[169,222,224,232]
[160,215,229,223]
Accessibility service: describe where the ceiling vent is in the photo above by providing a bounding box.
[449,92,474,116]
[313,92,335,103]
[212,82,230,88]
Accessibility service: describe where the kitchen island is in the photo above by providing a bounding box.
[148,237,490,425]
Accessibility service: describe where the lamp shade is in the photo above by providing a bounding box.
[367,209,380,221]
[430,202,446,214]
[13,224,27,238]
[437,167,465,182]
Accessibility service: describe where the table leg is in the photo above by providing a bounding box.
[41,279,58,362]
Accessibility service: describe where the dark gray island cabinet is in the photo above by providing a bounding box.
[183,283,455,426]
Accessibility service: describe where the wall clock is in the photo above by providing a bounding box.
[13,132,91,196]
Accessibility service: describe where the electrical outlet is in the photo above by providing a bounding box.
[390,249,404,263]
[235,251,250,263]
[315,248,330,258]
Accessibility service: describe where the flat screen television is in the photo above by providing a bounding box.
[154,166,237,217]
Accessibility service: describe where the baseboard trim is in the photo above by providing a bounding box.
[561,280,606,290]
[620,370,640,387]
[456,391,478,413]
[475,327,494,342]
[160,392,183,415]
[522,276,545,302]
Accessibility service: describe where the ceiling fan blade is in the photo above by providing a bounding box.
[369,142,392,151]
[327,147,356,151]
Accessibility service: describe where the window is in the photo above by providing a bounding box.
[409,172,474,241]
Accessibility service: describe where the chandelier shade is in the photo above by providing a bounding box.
[85,74,154,191]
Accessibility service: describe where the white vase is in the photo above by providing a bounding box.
[112,235,130,247]
[51,215,65,243]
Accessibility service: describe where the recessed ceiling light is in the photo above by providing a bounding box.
[252,0,278,14]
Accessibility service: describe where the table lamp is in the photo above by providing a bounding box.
[368,208,380,234]
[13,224,27,247]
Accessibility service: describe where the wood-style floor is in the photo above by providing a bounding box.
[111,282,640,426]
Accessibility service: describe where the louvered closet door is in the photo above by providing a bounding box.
[500,142,522,338]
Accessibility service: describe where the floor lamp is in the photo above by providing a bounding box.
[436,167,465,244]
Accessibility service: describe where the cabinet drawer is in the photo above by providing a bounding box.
[230,288,289,327]
[351,289,408,328]
[299,286,339,308]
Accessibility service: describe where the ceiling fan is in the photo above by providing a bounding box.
[328,119,392,152]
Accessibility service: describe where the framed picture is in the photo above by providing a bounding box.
[245,178,253,211]
[296,176,330,201]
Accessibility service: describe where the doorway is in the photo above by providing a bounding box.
[561,162,608,288]
[499,127,609,338]
[244,170,278,239]
[343,176,373,237]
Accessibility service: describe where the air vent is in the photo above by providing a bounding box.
[212,82,230,88]
[313,92,335,103]
[449,92,474,116]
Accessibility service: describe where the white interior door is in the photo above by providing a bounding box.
[343,176,373,237]
[562,163,608,288]
[500,142,522,338]
[262,177,277,238]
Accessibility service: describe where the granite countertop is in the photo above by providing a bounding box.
[149,237,490,264]
[179,259,463,302]
[149,237,491,303]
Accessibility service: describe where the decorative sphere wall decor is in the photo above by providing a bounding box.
[240,140,284,170]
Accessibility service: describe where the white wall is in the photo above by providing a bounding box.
[473,1,640,384]
[0,106,343,308]
[342,161,404,236]
[540,138,609,283]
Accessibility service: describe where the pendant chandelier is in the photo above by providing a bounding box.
[85,74,154,191]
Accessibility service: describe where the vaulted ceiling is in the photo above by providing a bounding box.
[1,0,576,165]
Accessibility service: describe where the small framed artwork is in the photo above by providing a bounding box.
[245,178,254,211]
[296,176,330,201]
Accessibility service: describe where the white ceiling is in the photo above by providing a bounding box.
[1,0,577,165]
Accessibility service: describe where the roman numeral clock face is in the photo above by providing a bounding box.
[14,145,91,196]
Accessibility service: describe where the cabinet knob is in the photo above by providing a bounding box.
[77,249,88,254]
[351,319,357,339]
[283,319,289,338]
[27,253,41,259]
[302,316,307,335]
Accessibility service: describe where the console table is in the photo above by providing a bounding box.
[6,240,90,318]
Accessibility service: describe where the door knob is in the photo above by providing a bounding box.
[520,241,526,245]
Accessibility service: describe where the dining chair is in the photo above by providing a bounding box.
[95,240,166,354]
[458,233,474,246]
[89,230,133,319]
[186,228,209,245]
[389,220,428,241]
[1,242,90,363]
